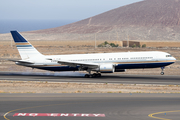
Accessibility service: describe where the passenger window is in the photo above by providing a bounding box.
[166,55,172,57]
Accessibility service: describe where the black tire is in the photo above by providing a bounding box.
[89,75,93,78]
[93,73,97,77]
[161,72,164,75]
[85,74,89,78]
[97,73,101,77]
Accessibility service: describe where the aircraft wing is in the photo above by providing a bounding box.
[57,60,99,68]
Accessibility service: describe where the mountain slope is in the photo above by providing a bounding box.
[1,0,180,41]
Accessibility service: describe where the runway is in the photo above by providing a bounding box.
[0,93,180,120]
[0,72,180,85]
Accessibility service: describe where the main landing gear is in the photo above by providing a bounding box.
[160,67,165,75]
[84,73,101,78]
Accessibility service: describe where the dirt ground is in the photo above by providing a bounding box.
[0,80,180,94]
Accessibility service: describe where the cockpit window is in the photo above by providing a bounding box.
[166,55,172,57]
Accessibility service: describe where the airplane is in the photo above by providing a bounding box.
[10,31,176,78]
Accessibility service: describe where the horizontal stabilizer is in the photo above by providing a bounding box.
[8,59,34,64]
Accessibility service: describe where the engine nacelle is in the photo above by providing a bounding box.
[99,64,115,73]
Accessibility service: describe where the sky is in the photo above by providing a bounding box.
[0,0,143,21]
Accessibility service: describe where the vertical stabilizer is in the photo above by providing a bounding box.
[10,31,44,60]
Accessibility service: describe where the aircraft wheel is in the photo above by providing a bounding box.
[97,73,101,77]
[85,74,89,78]
[160,72,164,75]
[89,75,93,78]
[93,73,97,77]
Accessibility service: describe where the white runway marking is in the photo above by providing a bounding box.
[13,113,105,117]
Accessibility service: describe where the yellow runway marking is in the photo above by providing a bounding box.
[148,110,180,120]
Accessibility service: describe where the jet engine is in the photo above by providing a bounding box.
[99,64,115,73]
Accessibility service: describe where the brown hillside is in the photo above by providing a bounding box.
[34,0,180,34]
[1,0,180,41]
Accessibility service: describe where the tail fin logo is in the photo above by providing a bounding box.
[11,31,33,48]
[10,31,44,60]
[11,31,28,43]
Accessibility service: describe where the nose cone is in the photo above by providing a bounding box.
[171,57,176,62]
[172,57,176,62]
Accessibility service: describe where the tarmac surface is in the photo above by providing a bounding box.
[0,93,180,120]
[0,72,180,85]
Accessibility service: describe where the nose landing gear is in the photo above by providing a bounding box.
[161,67,165,75]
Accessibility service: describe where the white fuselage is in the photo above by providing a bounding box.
[17,51,176,72]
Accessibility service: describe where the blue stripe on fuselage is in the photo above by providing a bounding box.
[115,62,174,69]
[34,66,79,71]
[32,62,174,72]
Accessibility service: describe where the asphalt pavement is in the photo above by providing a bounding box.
[0,72,180,85]
[0,93,180,120]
